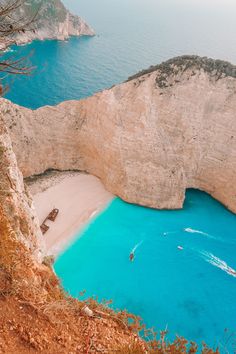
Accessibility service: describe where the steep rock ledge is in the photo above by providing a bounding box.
[1,55,236,212]
[0,114,44,262]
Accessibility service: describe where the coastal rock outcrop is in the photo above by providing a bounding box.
[7,0,94,47]
[1,55,236,212]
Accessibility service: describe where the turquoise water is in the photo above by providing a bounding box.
[3,0,236,108]
[2,0,236,350]
[55,190,236,351]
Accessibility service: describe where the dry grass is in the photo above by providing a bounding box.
[110,342,145,353]
[110,329,221,354]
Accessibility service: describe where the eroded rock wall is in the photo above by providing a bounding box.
[0,114,44,262]
[1,56,236,212]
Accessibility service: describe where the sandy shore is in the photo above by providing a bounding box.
[26,172,113,256]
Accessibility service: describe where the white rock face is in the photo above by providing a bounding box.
[1,56,236,212]
[2,0,94,48]
[0,114,44,261]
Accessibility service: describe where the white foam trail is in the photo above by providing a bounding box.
[200,251,236,278]
[131,241,143,254]
[184,228,208,236]
[184,227,216,239]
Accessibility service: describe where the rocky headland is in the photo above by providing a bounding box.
[1,55,236,212]
[1,0,94,49]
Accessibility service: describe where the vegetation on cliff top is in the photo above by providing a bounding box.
[22,0,68,25]
[0,0,36,94]
[127,55,236,88]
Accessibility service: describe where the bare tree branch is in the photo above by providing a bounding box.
[0,0,39,95]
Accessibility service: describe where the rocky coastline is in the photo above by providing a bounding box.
[0,0,95,50]
[1,55,236,213]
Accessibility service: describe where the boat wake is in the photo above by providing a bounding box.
[200,251,236,278]
[131,241,143,254]
[184,228,215,239]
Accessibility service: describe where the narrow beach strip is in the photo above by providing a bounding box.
[27,172,113,256]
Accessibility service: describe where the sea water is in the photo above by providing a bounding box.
[55,190,236,351]
[3,0,236,108]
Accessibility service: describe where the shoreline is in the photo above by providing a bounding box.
[0,32,95,51]
[26,171,113,256]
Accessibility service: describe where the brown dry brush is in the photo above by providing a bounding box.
[79,296,220,353]
[113,334,220,353]
[0,0,39,94]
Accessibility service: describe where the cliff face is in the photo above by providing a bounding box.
[1,56,236,212]
[0,92,145,354]
[0,114,44,263]
[13,0,94,46]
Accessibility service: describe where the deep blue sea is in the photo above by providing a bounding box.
[3,0,236,108]
[2,0,236,351]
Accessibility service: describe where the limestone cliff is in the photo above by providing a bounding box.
[9,0,94,46]
[1,55,236,212]
[0,114,44,262]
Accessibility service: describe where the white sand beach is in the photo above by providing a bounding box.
[26,172,113,256]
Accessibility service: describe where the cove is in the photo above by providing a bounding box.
[55,190,236,351]
[2,0,236,351]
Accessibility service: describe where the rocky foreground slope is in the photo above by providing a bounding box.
[8,0,94,47]
[1,55,236,212]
